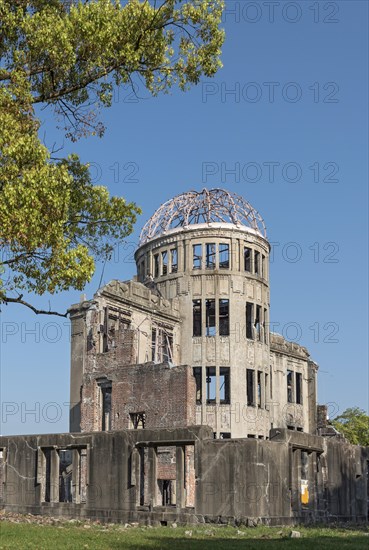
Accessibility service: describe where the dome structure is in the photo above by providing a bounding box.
[139,188,267,245]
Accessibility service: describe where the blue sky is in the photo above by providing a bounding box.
[1,0,368,435]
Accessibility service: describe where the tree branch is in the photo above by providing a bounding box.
[2,295,68,317]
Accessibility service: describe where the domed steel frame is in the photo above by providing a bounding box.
[139,188,267,245]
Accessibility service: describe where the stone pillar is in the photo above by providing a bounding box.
[175,446,185,510]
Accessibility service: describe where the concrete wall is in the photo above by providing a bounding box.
[1,429,367,525]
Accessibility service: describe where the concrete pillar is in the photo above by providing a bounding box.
[50,449,59,503]
[72,449,80,503]
[148,447,157,509]
[176,446,185,510]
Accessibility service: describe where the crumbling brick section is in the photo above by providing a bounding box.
[81,362,196,432]
[157,448,176,480]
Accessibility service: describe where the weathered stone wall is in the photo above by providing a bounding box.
[0,429,367,525]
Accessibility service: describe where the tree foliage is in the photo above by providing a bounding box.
[332,407,369,447]
[0,0,224,313]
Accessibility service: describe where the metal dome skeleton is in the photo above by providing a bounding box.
[139,188,267,245]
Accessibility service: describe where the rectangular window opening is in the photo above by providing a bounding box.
[130,412,146,429]
[296,372,302,404]
[151,328,157,361]
[246,302,254,340]
[157,447,176,507]
[254,251,260,275]
[244,247,252,272]
[43,448,51,503]
[193,367,202,405]
[219,243,229,269]
[263,308,268,344]
[219,367,230,404]
[247,369,255,406]
[205,299,216,337]
[154,254,159,278]
[192,300,202,337]
[170,249,178,273]
[206,243,216,269]
[301,451,309,479]
[101,382,112,431]
[59,449,73,503]
[161,251,168,276]
[206,367,216,404]
[255,305,261,341]
[257,371,262,408]
[193,244,202,270]
[219,299,229,336]
[287,370,293,403]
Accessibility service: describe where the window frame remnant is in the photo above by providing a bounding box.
[151,326,173,363]
[219,299,229,336]
[193,244,202,269]
[206,367,216,404]
[246,302,254,339]
[205,299,216,337]
[162,332,173,363]
[192,300,202,337]
[219,243,230,269]
[206,243,216,269]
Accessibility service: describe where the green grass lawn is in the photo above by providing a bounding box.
[0,522,368,550]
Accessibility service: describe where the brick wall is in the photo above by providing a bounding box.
[81,362,196,432]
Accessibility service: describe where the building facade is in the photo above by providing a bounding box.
[1,188,367,524]
[70,188,318,439]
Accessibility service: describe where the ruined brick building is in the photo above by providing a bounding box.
[1,188,368,524]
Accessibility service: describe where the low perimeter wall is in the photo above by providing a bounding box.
[0,427,367,525]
